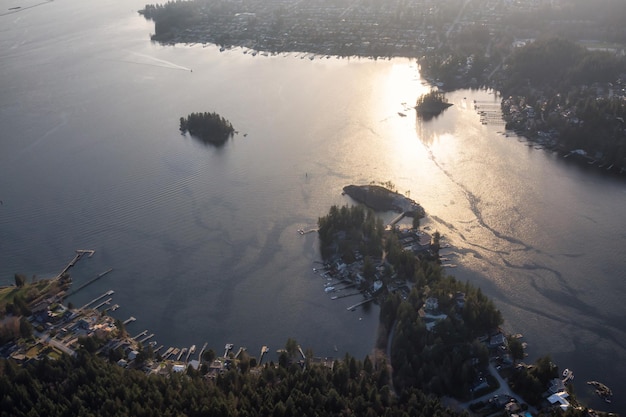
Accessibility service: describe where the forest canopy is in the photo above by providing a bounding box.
[179,112,235,146]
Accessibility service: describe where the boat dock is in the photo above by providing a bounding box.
[234,347,246,359]
[123,316,136,325]
[387,212,407,228]
[93,297,112,310]
[198,342,208,362]
[63,268,113,298]
[331,292,361,300]
[80,290,114,310]
[138,333,154,344]
[347,297,375,311]
[132,330,147,340]
[224,343,233,358]
[56,249,95,279]
[185,345,195,362]
[258,345,269,366]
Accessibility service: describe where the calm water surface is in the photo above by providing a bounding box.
[1,0,625,412]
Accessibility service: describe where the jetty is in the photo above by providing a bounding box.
[387,212,407,228]
[331,292,361,300]
[234,347,246,359]
[346,297,375,311]
[198,342,208,362]
[177,348,187,362]
[132,330,148,340]
[93,297,112,310]
[63,268,113,298]
[297,345,306,359]
[185,345,195,362]
[123,316,136,325]
[56,249,95,279]
[258,345,269,366]
[224,343,233,358]
[80,290,114,310]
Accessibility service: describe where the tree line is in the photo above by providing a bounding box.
[0,348,461,417]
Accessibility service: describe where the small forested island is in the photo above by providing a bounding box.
[414,91,453,120]
[179,111,235,146]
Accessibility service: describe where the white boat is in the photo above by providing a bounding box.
[324,286,335,293]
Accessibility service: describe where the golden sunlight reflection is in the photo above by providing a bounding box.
[378,62,431,176]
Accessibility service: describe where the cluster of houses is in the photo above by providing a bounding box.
[150,0,559,59]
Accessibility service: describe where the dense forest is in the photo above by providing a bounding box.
[0,349,459,417]
[317,204,385,261]
[179,112,235,146]
[501,37,625,95]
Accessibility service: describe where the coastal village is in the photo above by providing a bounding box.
[2,0,624,414]
[0,185,616,416]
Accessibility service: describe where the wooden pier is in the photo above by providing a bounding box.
[234,347,246,359]
[258,345,269,366]
[63,268,113,299]
[387,212,407,228]
[346,297,375,311]
[331,291,361,300]
[132,330,147,340]
[224,343,234,358]
[198,342,208,362]
[56,249,95,280]
[123,316,136,325]
[93,297,112,310]
[80,290,114,310]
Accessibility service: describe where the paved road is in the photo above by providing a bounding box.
[458,362,536,414]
